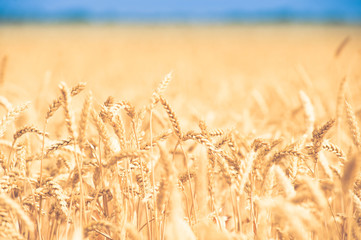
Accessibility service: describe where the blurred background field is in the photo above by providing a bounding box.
[1,0,361,132]
[0,24,360,132]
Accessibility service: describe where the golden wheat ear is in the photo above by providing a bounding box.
[78,92,92,150]
[345,99,361,150]
[59,82,76,140]
[150,72,173,109]
[159,95,183,139]
[46,82,86,120]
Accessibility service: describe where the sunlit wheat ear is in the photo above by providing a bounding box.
[238,150,256,194]
[46,82,86,120]
[59,82,76,140]
[91,109,117,157]
[141,129,172,150]
[150,72,173,109]
[159,95,183,139]
[111,115,126,148]
[311,118,335,164]
[262,147,304,186]
[263,164,276,197]
[45,138,73,157]
[184,131,234,184]
[118,100,135,119]
[0,102,30,138]
[99,97,127,148]
[345,99,361,149]
[104,95,115,107]
[198,119,210,138]
[322,141,346,163]
[15,142,26,176]
[299,90,315,138]
[44,180,69,217]
[78,92,92,149]
[13,125,48,144]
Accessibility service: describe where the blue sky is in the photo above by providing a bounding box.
[1,0,361,22]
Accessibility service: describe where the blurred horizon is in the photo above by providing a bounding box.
[1,0,361,24]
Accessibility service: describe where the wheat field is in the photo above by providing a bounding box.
[0,24,360,239]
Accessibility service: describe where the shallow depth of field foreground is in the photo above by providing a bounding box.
[0,25,361,239]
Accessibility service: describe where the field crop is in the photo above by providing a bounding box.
[0,25,360,239]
